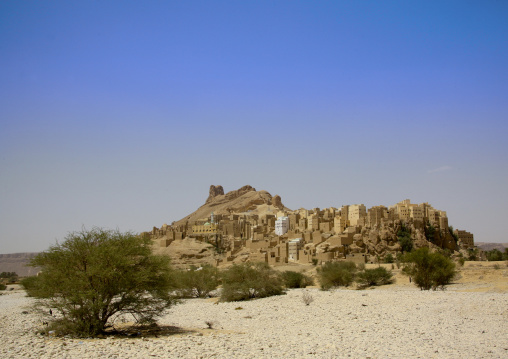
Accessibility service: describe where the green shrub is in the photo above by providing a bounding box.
[281,271,314,288]
[448,226,459,243]
[467,248,478,261]
[311,258,318,266]
[0,283,6,291]
[485,249,504,262]
[0,272,18,283]
[397,223,413,253]
[356,267,394,289]
[425,223,436,244]
[317,261,357,290]
[220,262,284,302]
[174,264,219,298]
[20,276,46,297]
[457,257,466,267]
[384,253,394,263]
[402,247,457,290]
[398,236,413,253]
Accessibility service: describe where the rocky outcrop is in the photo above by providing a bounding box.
[224,185,256,200]
[152,238,217,268]
[175,185,288,226]
[272,195,284,209]
[206,185,224,204]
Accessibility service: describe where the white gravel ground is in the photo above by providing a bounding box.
[1,286,507,359]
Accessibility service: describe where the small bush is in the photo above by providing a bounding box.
[493,264,500,270]
[317,261,357,290]
[384,253,394,263]
[402,247,457,290]
[467,248,478,261]
[174,264,219,298]
[356,267,394,289]
[281,271,313,288]
[457,257,466,267]
[0,283,6,291]
[220,262,284,302]
[302,291,314,306]
[311,258,318,266]
[0,272,18,283]
[485,249,504,262]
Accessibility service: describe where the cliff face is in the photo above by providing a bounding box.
[345,220,457,256]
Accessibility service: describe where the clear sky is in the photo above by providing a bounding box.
[1,1,507,253]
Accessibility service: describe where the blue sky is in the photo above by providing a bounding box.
[1,1,507,253]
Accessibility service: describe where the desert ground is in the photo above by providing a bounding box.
[1,261,507,359]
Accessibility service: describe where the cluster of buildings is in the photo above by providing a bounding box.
[151,199,475,265]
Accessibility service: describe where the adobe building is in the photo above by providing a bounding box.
[348,204,366,226]
[288,238,304,261]
[307,214,320,231]
[455,229,475,249]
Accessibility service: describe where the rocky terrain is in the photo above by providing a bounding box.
[1,261,507,358]
[152,237,217,268]
[174,185,287,226]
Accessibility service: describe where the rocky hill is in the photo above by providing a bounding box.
[475,242,508,252]
[149,185,473,267]
[174,185,288,226]
[151,185,287,267]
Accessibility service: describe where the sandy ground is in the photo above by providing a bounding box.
[0,262,507,358]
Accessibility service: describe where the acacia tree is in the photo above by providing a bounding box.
[174,264,220,298]
[28,228,177,336]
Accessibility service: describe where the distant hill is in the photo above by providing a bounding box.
[476,242,508,252]
[0,253,40,277]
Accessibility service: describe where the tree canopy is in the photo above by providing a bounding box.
[28,227,177,336]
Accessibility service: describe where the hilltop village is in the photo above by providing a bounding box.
[147,185,475,266]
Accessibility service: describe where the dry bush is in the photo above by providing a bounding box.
[302,291,314,306]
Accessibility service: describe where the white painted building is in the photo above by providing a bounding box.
[275,216,289,236]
